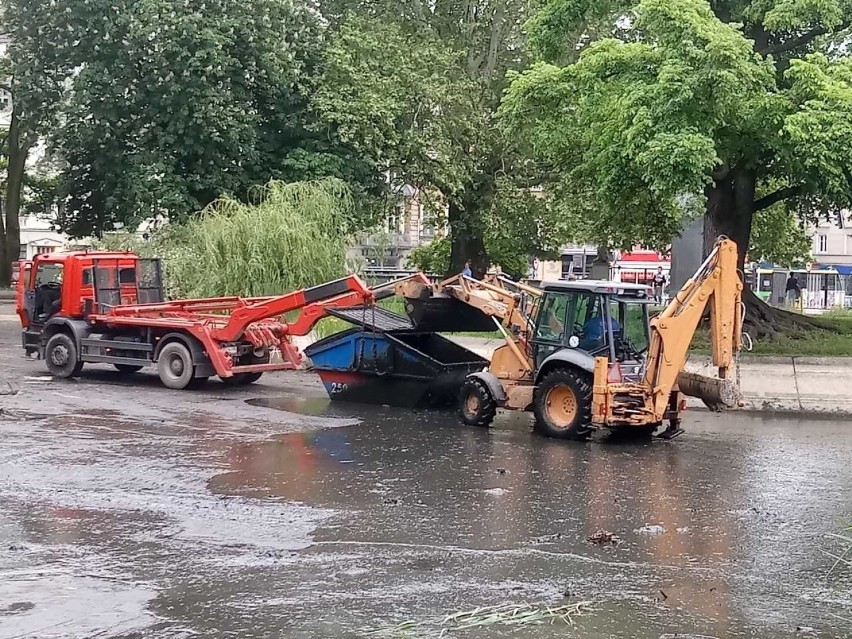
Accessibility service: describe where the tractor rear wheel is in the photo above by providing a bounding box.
[459,377,497,428]
[533,368,593,440]
[157,342,196,390]
[114,364,143,374]
[45,333,84,379]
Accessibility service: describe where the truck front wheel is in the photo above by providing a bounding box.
[45,333,84,379]
[157,342,196,390]
[533,368,593,440]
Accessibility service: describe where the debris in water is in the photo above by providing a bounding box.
[497,468,507,475]
[362,601,591,636]
[382,498,400,505]
[483,487,508,496]
[587,529,619,545]
[634,524,666,535]
[658,589,668,601]
[0,380,19,395]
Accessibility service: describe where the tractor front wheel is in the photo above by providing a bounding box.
[45,333,84,379]
[459,377,497,428]
[157,342,196,390]
[533,368,593,440]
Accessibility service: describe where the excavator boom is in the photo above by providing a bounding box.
[592,238,744,427]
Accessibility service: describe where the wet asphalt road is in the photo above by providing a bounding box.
[1,302,851,638]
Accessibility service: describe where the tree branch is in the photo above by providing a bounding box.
[758,22,849,56]
[752,185,803,212]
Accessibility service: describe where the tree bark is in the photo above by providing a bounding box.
[704,169,754,270]
[1,107,29,287]
[447,199,488,278]
[703,169,836,338]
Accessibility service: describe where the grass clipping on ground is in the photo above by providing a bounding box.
[826,518,852,576]
[362,601,591,636]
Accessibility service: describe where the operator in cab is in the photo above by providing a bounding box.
[581,304,621,351]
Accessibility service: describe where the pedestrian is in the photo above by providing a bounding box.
[462,260,473,278]
[652,267,667,304]
[785,273,801,308]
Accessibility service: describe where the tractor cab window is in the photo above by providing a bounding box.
[33,263,64,320]
[535,292,570,342]
[577,295,614,353]
[608,297,651,360]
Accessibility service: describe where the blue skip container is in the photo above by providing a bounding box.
[305,320,488,408]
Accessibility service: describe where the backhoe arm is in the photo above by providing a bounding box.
[642,238,743,418]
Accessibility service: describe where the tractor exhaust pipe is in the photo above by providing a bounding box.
[676,371,741,411]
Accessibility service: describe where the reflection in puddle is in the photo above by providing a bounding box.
[209,406,852,637]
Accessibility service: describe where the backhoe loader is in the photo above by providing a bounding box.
[398,238,744,439]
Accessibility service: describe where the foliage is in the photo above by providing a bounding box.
[314,1,551,273]
[407,237,451,275]
[99,180,353,299]
[502,0,852,266]
[748,205,812,266]
[0,0,76,284]
[47,0,380,238]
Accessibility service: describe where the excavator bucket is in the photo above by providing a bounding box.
[676,371,741,411]
[403,294,498,333]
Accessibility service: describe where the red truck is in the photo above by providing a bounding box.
[14,250,395,389]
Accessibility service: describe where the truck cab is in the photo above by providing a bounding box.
[16,251,165,357]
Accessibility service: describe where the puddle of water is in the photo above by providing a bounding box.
[207,410,852,637]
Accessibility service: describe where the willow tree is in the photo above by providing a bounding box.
[501,0,852,333]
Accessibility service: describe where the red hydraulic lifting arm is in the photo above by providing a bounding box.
[284,272,432,337]
[210,272,433,342]
[211,274,373,342]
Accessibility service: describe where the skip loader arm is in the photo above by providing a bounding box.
[211,272,434,342]
[283,272,431,337]
[211,275,374,342]
[593,238,744,426]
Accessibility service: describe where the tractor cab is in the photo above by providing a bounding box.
[530,280,654,380]
[17,251,165,356]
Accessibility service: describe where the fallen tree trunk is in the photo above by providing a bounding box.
[677,371,741,411]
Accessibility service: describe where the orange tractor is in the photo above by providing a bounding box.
[396,238,744,439]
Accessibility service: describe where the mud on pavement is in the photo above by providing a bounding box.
[1,302,851,638]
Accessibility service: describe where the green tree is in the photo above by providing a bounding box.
[501,0,852,328]
[46,0,381,238]
[749,205,812,267]
[0,0,73,285]
[315,2,548,276]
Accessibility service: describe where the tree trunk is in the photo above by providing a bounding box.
[1,107,29,287]
[704,170,753,270]
[447,199,488,278]
[0,201,7,287]
[704,170,835,338]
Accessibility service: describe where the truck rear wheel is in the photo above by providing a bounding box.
[533,368,593,440]
[459,377,497,428]
[45,333,84,379]
[157,342,196,390]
